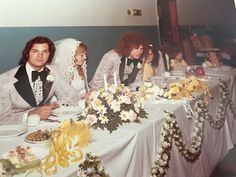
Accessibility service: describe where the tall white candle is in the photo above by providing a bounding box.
[113,71,117,87]
[104,74,108,92]
[165,54,170,71]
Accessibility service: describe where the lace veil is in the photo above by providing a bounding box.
[52,38,85,82]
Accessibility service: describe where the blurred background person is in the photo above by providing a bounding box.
[169,46,188,70]
[142,44,165,80]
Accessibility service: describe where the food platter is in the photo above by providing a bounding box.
[1,146,43,177]
[51,106,82,117]
[25,136,51,144]
[24,130,52,144]
[0,124,27,139]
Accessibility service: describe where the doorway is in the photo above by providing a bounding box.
[157,0,180,45]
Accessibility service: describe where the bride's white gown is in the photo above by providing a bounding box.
[70,71,86,95]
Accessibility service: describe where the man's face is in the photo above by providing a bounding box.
[129,45,144,59]
[28,43,50,70]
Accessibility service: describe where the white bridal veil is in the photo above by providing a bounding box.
[52,38,83,82]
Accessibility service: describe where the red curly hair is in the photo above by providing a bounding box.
[114,31,148,58]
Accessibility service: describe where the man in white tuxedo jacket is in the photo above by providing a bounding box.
[90,31,148,89]
[0,36,81,123]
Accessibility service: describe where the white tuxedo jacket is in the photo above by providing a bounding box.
[0,64,80,123]
[89,50,143,89]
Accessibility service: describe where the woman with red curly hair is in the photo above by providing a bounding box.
[90,31,148,89]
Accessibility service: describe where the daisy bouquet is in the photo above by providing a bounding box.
[79,84,148,133]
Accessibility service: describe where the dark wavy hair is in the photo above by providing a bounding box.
[114,31,148,58]
[20,36,55,64]
[146,44,159,67]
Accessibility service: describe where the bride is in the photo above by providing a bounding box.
[52,38,89,95]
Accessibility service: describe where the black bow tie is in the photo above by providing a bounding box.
[127,58,141,66]
[32,70,47,82]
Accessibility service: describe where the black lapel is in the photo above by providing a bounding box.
[163,53,170,71]
[14,65,37,107]
[124,66,139,86]
[39,66,53,106]
[120,57,141,86]
[119,57,126,83]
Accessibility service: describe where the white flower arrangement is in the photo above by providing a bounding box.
[135,82,171,102]
[79,84,148,133]
[46,72,55,82]
[77,153,109,177]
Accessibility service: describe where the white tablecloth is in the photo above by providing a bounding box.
[0,68,236,177]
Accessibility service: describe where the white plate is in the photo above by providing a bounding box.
[51,106,82,117]
[221,65,232,70]
[199,76,212,81]
[25,138,51,144]
[171,70,185,76]
[24,130,52,144]
[0,124,27,139]
[205,67,221,71]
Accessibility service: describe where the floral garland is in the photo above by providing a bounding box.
[150,111,174,177]
[76,153,109,177]
[151,79,236,177]
[151,97,207,177]
[79,84,148,133]
[206,79,236,129]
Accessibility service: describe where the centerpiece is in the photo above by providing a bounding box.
[79,84,148,133]
[136,76,210,101]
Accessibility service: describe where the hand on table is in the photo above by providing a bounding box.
[28,103,60,120]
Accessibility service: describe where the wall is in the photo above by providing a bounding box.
[0,0,160,79]
[177,0,236,56]
[176,0,236,25]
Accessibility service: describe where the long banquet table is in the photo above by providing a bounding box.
[1,68,236,177]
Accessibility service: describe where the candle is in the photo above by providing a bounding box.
[113,71,117,87]
[165,54,170,71]
[104,74,108,92]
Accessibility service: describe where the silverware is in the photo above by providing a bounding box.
[46,119,61,123]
